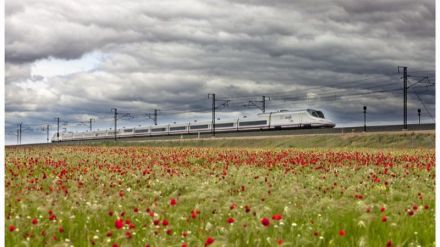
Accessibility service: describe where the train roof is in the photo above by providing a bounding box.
[257,109,320,116]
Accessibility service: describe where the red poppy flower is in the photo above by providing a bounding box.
[277,239,284,245]
[153,219,160,225]
[381,216,387,222]
[408,210,414,216]
[49,214,57,221]
[424,205,429,210]
[182,243,188,247]
[162,219,169,226]
[59,227,64,233]
[227,217,235,224]
[261,217,270,226]
[272,214,282,220]
[115,219,124,229]
[170,198,177,206]
[205,237,215,246]
[191,211,198,219]
[32,218,38,225]
[9,225,16,232]
[386,240,393,247]
[112,244,119,247]
[339,229,346,236]
[125,231,132,239]
[166,229,173,235]
[106,231,113,237]
[380,207,385,212]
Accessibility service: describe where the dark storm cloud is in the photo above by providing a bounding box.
[5,0,435,143]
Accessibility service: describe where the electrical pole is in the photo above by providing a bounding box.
[363,106,367,132]
[208,94,230,137]
[55,117,60,141]
[398,66,408,130]
[90,118,94,131]
[262,96,266,113]
[418,109,421,125]
[209,94,216,136]
[46,124,50,143]
[18,122,22,144]
[111,108,117,141]
[146,109,160,125]
[16,128,19,145]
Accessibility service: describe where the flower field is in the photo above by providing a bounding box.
[5,146,435,246]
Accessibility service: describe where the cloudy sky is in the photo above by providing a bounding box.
[5,0,435,144]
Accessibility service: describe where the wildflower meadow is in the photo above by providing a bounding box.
[5,146,434,246]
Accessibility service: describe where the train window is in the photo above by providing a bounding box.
[124,129,133,132]
[239,120,267,126]
[151,128,166,132]
[190,125,209,130]
[307,109,324,119]
[215,123,234,128]
[170,126,187,131]
[134,129,149,133]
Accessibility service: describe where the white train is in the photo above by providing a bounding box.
[52,109,335,142]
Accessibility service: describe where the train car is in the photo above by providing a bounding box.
[169,123,189,134]
[52,109,335,142]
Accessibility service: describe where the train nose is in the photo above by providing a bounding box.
[324,120,335,128]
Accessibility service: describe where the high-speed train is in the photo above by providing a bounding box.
[52,109,335,142]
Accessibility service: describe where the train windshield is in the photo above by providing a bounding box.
[307,109,325,119]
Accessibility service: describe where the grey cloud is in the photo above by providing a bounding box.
[5,0,435,144]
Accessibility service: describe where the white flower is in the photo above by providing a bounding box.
[205,222,213,231]
[357,220,366,228]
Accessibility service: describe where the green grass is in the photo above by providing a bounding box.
[82,132,435,149]
[5,146,434,246]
